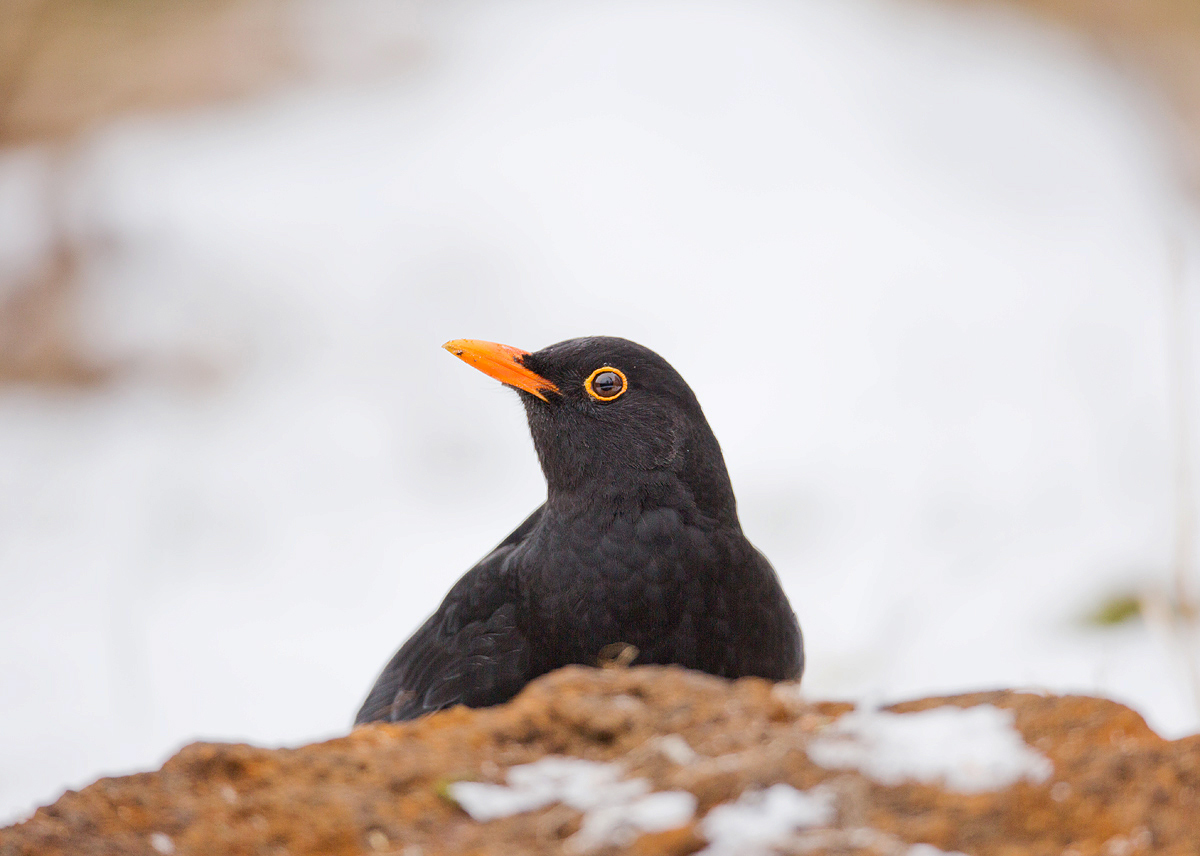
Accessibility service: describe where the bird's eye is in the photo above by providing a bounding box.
[585,367,627,402]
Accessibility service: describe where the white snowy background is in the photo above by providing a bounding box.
[2,0,1198,823]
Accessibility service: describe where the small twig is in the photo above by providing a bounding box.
[597,643,639,669]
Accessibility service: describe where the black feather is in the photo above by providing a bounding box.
[355,337,803,724]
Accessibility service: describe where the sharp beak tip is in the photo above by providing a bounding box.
[441,338,559,401]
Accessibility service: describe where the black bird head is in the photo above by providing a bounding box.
[443,336,739,525]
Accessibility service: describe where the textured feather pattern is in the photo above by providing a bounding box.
[355,495,802,723]
[355,336,804,724]
[354,508,541,724]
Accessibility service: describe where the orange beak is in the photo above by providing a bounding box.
[442,339,560,402]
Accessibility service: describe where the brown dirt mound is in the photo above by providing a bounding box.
[1,666,1198,856]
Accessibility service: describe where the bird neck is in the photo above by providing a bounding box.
[525,396,741,529]
[544,466,741,531]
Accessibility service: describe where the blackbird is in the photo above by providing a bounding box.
[355,336,803,723]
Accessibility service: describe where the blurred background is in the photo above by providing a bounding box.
[3,0,1200,824]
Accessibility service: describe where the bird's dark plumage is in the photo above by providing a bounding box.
[355,336,803,724]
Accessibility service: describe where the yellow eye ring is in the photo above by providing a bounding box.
[584,366,627,402]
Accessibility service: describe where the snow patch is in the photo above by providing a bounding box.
[648,734,698,765]
[447,757,696,850]
[569,789,698,853]
[806,704,1052,793]
[907,843,969,856]
[449,757,647,820]
[698,784,836,856]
